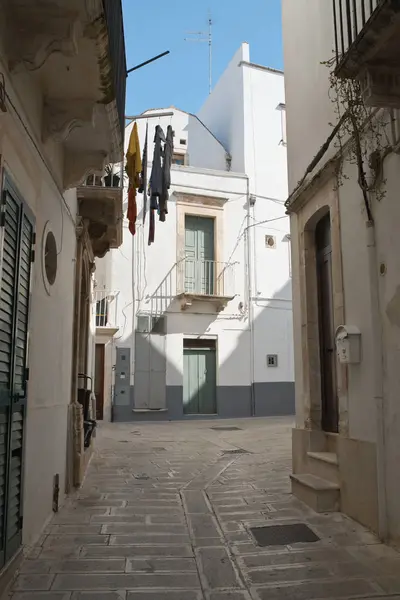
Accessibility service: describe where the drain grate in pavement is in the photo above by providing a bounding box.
[250,523,320,546]
[222,448,249,455]
[211,426,242,431]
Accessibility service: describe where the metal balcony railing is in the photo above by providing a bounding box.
[177,259,236,298]
[333,0,379,63]
[102,0,127,144]
[94,290,120,328]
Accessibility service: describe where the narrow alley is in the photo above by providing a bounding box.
[7,417,400,600]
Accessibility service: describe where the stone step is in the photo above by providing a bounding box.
[290,473,340,513]
[307,451,339,485]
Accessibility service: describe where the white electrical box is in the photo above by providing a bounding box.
[335,325,361,364]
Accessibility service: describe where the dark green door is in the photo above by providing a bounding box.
[0,175,34,568]
[184,216,214,295]
[183,347,216,414]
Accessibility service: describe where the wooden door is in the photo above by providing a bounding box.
[0,174,35,567]
[184,216,215,295]
[94,344,105,420]
[316,213,338,433]
[183,342,216,415]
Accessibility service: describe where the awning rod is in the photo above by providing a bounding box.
[125,111,174,121]
[127,51,170,74]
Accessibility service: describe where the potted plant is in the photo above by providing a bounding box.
[104,164,120,187]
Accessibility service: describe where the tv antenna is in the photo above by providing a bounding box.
[185,13,213,94]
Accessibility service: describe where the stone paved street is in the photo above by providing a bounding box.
[7,417,400,599]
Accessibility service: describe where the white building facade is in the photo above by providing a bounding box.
[100,43,294,422]
[0,1,125,585]
[283,0,400,542]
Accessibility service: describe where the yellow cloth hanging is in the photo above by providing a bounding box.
[125,122,142,188]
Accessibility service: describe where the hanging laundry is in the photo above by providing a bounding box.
[138,122,148,224]
[148,125,165,245]
[125,122,142,235]
[159,124,174,222]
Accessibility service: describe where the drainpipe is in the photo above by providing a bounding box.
[366,220,388,540]
[244,176,255,416]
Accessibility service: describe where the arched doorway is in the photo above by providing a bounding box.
[315,212,338,433]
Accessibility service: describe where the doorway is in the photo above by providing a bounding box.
[184,215,215,295]
[183,339,217,415]
[94,344,105,420]
[315,213,338,433]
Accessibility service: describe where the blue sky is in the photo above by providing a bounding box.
[122,0,283,117]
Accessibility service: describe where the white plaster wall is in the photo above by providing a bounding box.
[282,0,338,192]
[198,44,248,173]
[0,73,77,546]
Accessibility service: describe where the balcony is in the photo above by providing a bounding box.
[333,0,400,107]
[77,165,123,258]
[94,289,120,337]
[3,0,126,188]
[176,259,236,312]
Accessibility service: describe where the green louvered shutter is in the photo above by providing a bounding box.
[0,176,34,567]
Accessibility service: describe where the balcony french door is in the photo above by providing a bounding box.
[184,216,215,295]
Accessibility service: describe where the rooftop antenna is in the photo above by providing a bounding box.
[185,12,212,94]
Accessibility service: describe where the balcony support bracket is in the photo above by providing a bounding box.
[43,98,96,143]
[4,0,80,73]
[64,150,107,190]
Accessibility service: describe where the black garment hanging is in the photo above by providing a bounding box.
[159,124,174,222]
[139,122,149,224]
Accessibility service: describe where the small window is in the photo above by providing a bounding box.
[172,153,185,166]
[277,103,287,146]
[180,139,187,146]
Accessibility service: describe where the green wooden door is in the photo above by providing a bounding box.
[183,348,216,414]
[184,216,214,295]
[0,175,34,568]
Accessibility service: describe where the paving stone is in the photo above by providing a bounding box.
[52,573,201,590]
[126,592,202,600]
[81,545,194,558]
[188,515,221,539]
[246,563,332,584]
[11,594,71,600]
[90,515,147,523]
[197,547,243,589]
[254,579,379,599]
[12,574,55,591]
[240,548,350,569]
[43,535,109,548]
[48,559,126,573]
[206,593,251,600]
[126,558,197,572]
[110,534,190,545]
[71,594,126,600]
[49,525,103,535]
[101,524,187,534]
[182,491,210,514]
[110,507,182,515]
